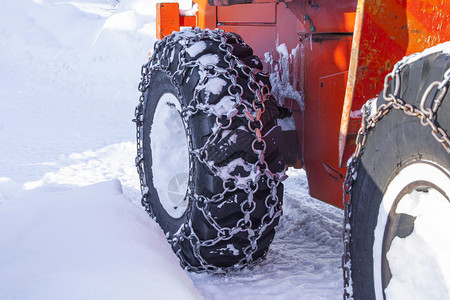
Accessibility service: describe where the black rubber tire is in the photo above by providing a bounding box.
[350,51,450,299]
[140,29,285,272]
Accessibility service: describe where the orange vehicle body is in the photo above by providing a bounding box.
[156,0,450,208]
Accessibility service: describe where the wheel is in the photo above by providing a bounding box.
[349,49,450,299]
[135,28,286,272]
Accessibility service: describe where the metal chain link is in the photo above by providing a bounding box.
[134,28,286,273]
[342,55,450,299]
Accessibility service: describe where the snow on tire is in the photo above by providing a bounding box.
[135,28,286,272]
[349,48,450,299]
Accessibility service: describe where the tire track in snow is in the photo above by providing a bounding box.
[190,169,343,300]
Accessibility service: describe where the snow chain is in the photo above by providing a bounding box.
[342,57,450,299]
[134,28,286,273]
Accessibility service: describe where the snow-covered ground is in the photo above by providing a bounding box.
[0,0,343,299]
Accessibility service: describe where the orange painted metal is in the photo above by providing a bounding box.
[194,0,217,30]
[339,0,450,167]
[156,3,180,39]
[338,0,364,168]
[154,0,219,39]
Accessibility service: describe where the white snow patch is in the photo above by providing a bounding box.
[277,115,297,131]
[180,3,199,17]
[212,244,240,256]
[374,162,450,300]
[0,178,22,204]
[385,188,450,300]
[63,2,117,17]
[150,94,190,218]
[102,10,140,31]
[195,76,228,105]
[186,41,207,57]
[277,43,289,58]
[197,53,220,66]
[204,77,228,95]
[265,43,304,110]
[20,142,140,200]
[198,95,237,117]
[226,244,240,256]
[228,132,237,144]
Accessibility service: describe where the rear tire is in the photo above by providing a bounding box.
[137,29,286,272]
[350,50,450,299]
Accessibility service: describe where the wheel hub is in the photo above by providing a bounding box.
[374,162,450,299]
[150,93,190,218]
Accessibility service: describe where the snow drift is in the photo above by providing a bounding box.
[0,0,344,299]
[0,180,200,299]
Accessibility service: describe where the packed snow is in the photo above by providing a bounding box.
[0,0,344,299]
[151,93,190,217]
[373,162,450,300]
[265,44,303,111]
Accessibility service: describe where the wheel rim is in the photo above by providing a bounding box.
[150,93,190,218]
[373,161,450,299]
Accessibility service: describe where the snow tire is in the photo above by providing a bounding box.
[349,51,450,299]
[136,29,286,273]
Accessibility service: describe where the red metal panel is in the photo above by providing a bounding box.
[210,0,291,6]
[218,3,276,23]
[180,15,197,27]
[287,0,357,34]
[276,1,303,51]
[303,71,350,208]
[304,0,356,33]
[218,25,277,58]
[302,36,353,208]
